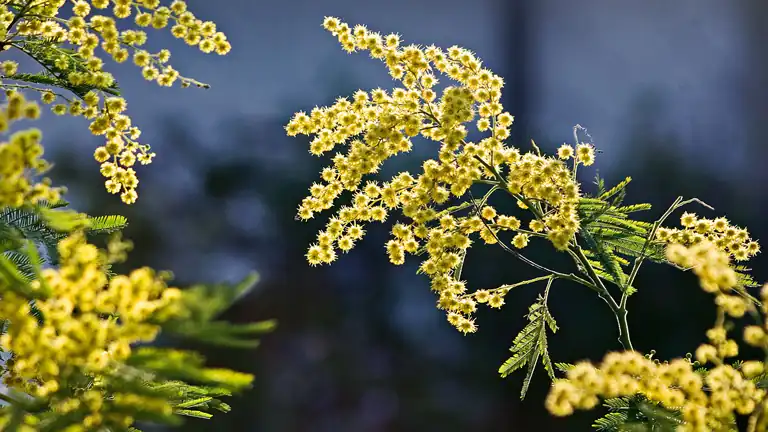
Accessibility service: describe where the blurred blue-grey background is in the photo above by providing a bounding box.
[42,0,768,430]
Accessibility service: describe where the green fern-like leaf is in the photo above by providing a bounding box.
[602,397,631,410]
[142,380,234,417]
[591,215,650,234]
[576,185,665,295]
[86,215,128,234]
[614,203,652,214]
[2,249,41,280]
[752,372,768,389]
[0,204,130,267]
[499,280,557,399]
[126,347,255,392]
[1,205,67,264]
[0,251,45,299]
[599,176,632,202]
[578,198,613,225]
[593,411,629,431]
[594,173,607,197]
[28,300,44,325]
[173,409,213,419]
[160,272,276,348]
[592,395,682,432]
[736,270,761,289]
[580,230,628,289]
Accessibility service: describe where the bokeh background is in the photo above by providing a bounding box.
[39,0,768,430]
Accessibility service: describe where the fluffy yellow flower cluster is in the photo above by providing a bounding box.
[286,18,592,334]
[557,142,595,166]
[0,388,173,431]
[546,351,765,432]
[0,91,63,207]
[666,240,745,310]
[1,0,229,84]
[0,390,168,431]
[547,240,768,431]
[657,212,760,262]
[0,0,230,203]
[505,152,581,250]
[0,232,181,427]
[666,241,752,359]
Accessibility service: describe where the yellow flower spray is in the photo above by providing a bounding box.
[288,18,768,430]
[0,0,229,203]
[287,17,593,335]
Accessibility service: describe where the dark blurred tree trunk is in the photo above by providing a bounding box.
[739,0,768,306]
[499,0,533,147]
[740,0,768,188]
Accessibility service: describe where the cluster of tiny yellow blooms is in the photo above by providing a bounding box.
[546,241,768,431]
[286,18,595,334]
[0,0,230,203]
[0,232,183,429]
[0,91,64,207]
[506,150,583,250]
[545,351,765,432]
[0,390,173,432]
[666,240,747,315]
[657,212,760,262]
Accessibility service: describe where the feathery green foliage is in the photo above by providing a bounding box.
[160,273,277,348]
[593,395,683,432]
[576,177,661,297]
[499,278,557,399]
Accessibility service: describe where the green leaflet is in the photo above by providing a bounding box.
[2,249,42,280]
[0,249,46,299]
[735,269,761,289]
[160,272,277,348]
[126,348,255,393]
[592,395,683,432]
[576,177,663,295]
[594,173,607,197]
[39,208,127,235]
[590,216,650,234]
[585,253,630,267]
[593,412,630,432]
[752,373,768,389]
[499,279,557,399]
[0,203,130,266]
[86,214,129,234]
[37,207,90,232]
[599,176,632,202]
[579,197,609,207]
[173,409,213,419]
[173,396,215,409]
[614,203,653,214]
[0,205,62,257]
[114,377,235,420]
[581,230,627,287]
